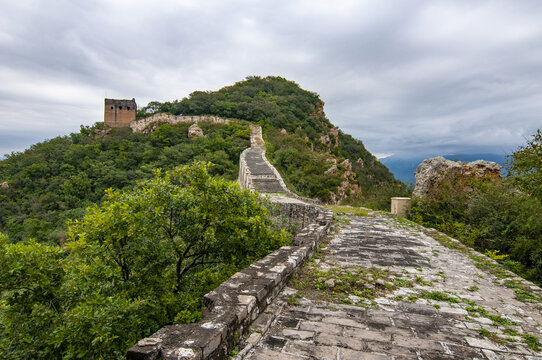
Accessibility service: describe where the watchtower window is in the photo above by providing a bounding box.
[127,107,130,110]
[119,106,122,110]
[111,106,114,109]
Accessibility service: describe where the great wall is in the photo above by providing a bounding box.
[127,121,542,360]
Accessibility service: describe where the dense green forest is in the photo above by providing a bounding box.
[0,121,250,244]
[0,163,288,359]
[409,129,542,283]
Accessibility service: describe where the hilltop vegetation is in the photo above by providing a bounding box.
[0,76,405,245]
[139,76,407,205]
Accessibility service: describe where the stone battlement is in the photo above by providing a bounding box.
[130,114,229,133]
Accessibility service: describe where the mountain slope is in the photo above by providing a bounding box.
[139,76,407,205]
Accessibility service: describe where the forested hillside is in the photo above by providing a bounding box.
[139,76,408,206]
[0,76,405,245]
[0,121,250,244]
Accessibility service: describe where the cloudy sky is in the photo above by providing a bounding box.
[1,0,541,158]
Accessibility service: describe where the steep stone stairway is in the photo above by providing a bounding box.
[244,148,286,193]
[238,124,290,194]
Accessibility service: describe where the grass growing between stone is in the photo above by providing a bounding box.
[325,205,370,217]
[388,214,542,305]
[288,211,542,354]
[291,263,400,307]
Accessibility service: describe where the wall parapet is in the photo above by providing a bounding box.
[130,114,230,133]
[126,198,332,360]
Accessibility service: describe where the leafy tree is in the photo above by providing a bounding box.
[0,234,66,359]
[1,163,288,359]
[0,121,250,244]
[507,129,542,200]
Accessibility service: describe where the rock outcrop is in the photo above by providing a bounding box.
[0,181,9,189]
[413,156,502,199]
[188,124,204,139]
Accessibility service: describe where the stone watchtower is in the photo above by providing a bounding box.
[104,98,137,127]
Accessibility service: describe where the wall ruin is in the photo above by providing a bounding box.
[104,99,137,127]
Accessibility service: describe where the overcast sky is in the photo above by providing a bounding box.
[1,0,541,158]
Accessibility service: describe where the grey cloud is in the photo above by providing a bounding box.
[0,0,541,159]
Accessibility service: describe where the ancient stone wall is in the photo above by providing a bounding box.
[126,199,332,360]
[127,125,330,360]
[130,114,229,133]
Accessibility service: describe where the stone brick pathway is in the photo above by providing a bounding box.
[238,211,542,359]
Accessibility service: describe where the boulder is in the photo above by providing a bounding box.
[0,182,9,189]
[356,158,364,168]
[343,170,356,180]
[188,124,204,139]
[329,127,339,147]
[325,165,338,175]
[413,157,502,199]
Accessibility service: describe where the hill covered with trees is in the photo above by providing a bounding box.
[0,76,406,245]
[139,76,407,206]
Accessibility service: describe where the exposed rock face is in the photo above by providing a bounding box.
[342,170,356,181]
[329,127,339,148]
[325,165,338,175]
[280,128,288,135]
[332,181,362,204]
[318,128,340,152]
[188,123,204,139]
[91,128,111,138]
[356,158,364,168]
[0,182,9,189]
[413,156,502,199]
[318,135,331,149]
[340,159,352,171]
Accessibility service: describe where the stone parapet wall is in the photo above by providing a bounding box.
[126,199,333,360]
[130,114,229,133]
[238,148,253,191]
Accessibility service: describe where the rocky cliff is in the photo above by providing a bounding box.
[413,156,502,199]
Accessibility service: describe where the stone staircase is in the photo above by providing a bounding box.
[238,124,290,194]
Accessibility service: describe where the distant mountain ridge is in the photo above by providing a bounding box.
[381,153,508,184]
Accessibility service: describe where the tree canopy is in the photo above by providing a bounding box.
[0,121,250,244]
[0,162,288,359]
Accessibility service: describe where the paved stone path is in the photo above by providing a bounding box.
[239,211,542,359]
